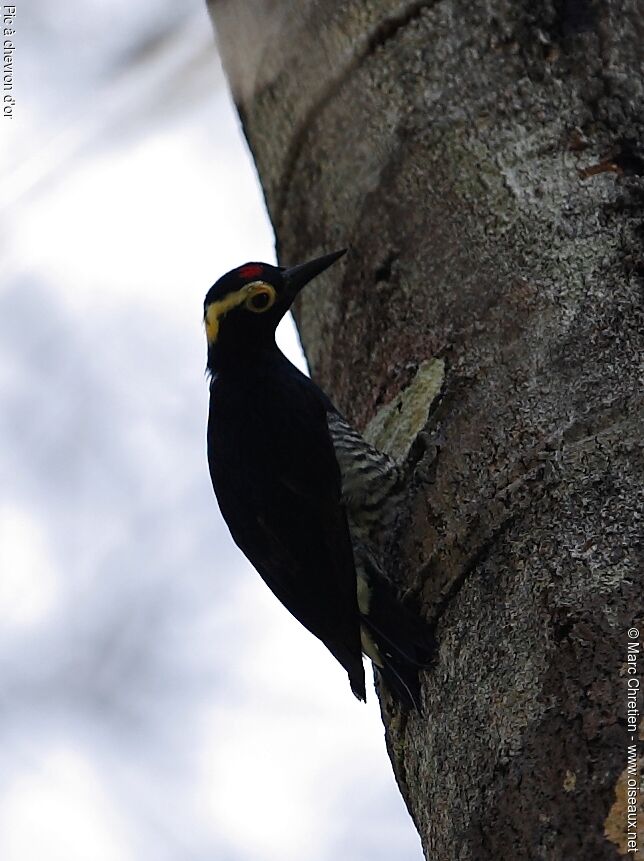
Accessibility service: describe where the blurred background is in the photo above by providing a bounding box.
[0,3,422,859]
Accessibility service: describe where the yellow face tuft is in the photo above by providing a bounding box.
[204,281,277,344]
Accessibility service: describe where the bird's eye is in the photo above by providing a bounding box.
[244,283,277,313]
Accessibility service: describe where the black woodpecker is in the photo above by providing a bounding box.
[205,250,432,709]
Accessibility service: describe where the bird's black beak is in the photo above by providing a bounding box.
[282,249,347,298]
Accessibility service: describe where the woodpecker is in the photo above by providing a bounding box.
[205,249,432,708]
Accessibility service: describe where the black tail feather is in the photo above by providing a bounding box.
[375,660,424,711]
[362,577,435,663]
[362,611,435,668]
[361,575,434,711]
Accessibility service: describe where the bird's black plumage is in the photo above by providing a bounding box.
[204,250,430,708]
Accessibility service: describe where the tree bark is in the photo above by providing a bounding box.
[208,2,643,858]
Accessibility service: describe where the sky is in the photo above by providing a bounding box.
[0,3,423,859]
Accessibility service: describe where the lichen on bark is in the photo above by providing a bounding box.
[363,358,445,460]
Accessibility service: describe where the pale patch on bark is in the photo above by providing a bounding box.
[364,358,444,461]
[603,760,644,857]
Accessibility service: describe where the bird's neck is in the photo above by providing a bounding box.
[207,336,286,376]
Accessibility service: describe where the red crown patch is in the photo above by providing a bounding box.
[237,263,264,279]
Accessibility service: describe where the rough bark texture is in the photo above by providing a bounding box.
[209,2,643,858]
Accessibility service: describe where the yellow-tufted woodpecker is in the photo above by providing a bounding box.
[205,250,432,709]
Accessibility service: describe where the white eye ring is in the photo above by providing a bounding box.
[244,283,277,313]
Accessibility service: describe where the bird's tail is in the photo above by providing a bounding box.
[376,659,423,711]
[360,577,434,711]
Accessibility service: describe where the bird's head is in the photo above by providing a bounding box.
[204,249,346,368]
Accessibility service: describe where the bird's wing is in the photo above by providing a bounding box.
[208,371,365,698]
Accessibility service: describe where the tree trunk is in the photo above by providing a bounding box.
[208,2,643,858]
